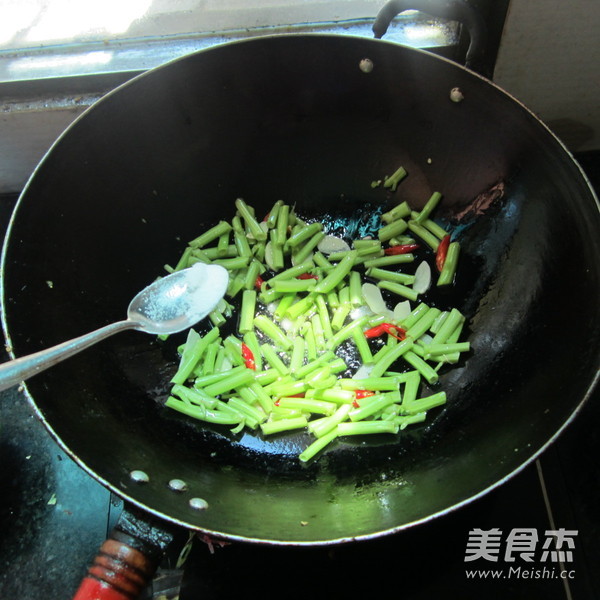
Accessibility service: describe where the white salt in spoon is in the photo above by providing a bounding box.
[0,262,228,392]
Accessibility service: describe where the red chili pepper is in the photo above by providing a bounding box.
[363,323,406,341]
[255,275,265,290]
[241,343,256,370]
[353,389,376,408]
[296,273,319,280]
[363,324,387,338]
[289,393,306,398]
[384,243,420,255]
[262,212,270,222]
[274,399,280,406]
[436,234,451,272]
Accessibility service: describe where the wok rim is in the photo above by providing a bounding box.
[1,32,599,545]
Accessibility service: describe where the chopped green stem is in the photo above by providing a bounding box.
[383,166,407,192]
[349,271,363,305]
[174,246,193,271]
[285,295,316,320]
[399,302,429,329]
[407,220,440,251]
[244,260,262,290]
[310,314,326,351]
[363,254,414,268]
[326,290,340,308]
[366,267,416,285]
[349,391,401,421]
[430,310,449,334]
[269,259,316,283]
[424,342,470,358]
[306,366,334,389]
[313,251,357,293]
[243,331,262,371]
[406,307,441,340]
[337,421,399,436]
[203,368,256,396]
[261,344,289,376]
[420,217,448,240]
[313,251,333,270]
[433,319,465,363]
[270,278,317,293]
[253,369,281,386]
[239,290,257,334]
[192,364,244,388]
[339,376,400,391]
[381,201,411,224]
[171,384,217,408]
[327,314,371,350]
[377,280,419,302]
[270,380,308,398]
[302,321,318,361]
[294,351,337,379]
[395,412,427,428]
[299,429,338,462]
[352,328,374,365]
[248,382,275,412]
[233,229,252,257]
[274,293,297,320]
[308,404,352,438]
[290,337,306,373]
[213,256,250,270]
[400,371,421,405]
[331,301,352,331]
[403,351,439,384]
[400,391,446,415]
[292,231,326,266]
[415,192,442,224]
[285,222,323,248]
[369,338,414,378]
[378,218,408,242]
[166,397,242,425]
[278,397,337,415]
[431,308,465,344]
[266,200,283,229]
[189,221,232,249]
[268,231,285,271]
[227,396,267,424]
[254,315,293,350]
[235,198,267,241]
[171,327,220,385]
[209,308,226,327]
[261,416,309,436]
[437,242,460,286]
[315,295,334,340]
[306,388,355,403]
[223,335,244,367]
[200,341,219,376]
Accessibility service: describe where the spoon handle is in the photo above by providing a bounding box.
[0,320,135,392]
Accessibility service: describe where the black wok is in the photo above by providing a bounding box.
[1,25,599,585]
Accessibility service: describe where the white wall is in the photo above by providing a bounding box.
[494,0,600,151]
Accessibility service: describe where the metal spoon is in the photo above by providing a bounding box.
[0,262,229,392]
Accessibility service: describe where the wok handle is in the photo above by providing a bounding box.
[72,507,175,600]
[0,320,134,392]
[373,0,488,74]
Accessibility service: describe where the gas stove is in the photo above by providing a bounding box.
[0,152,598,600]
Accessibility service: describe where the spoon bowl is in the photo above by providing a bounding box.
[128,263,229,335]
[0,263,229,391]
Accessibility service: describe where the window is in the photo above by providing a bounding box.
[0,1,507,193]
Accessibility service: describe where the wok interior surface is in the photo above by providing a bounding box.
[2,35,599,543]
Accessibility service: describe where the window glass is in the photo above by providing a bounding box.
[0,1,457,81]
